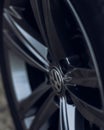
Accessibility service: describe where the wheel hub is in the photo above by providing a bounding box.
[49,67,64,93]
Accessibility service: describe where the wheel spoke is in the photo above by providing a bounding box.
[19,82,50,118]
[3,7,49,72]
[30,93,57,130]
[30,0,48,43]
[42,0,66,62]
[67,89,104,128]
[64,68,98,88]
[60,96,70,130]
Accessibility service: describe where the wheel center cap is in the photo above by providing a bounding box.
[49,67,63,93]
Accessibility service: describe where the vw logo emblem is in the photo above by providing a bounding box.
[50,67,63,92]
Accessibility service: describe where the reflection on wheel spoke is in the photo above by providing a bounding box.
[30,92,57,130]
[60,96,69,130]
[64,68,98,88]
[30,0,48,43]
[42,0,66,62]
[66,88,104,128]
[19,82,50,119]
[3,8,49,72]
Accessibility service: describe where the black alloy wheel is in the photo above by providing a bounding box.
[0,0,104,130]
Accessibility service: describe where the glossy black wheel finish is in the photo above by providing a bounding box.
[0,0,104,130]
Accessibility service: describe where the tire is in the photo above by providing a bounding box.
[0,0,104,130]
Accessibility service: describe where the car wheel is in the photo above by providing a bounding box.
[0,0,104,130]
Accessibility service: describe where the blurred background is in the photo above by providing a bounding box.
[0,73,15,130]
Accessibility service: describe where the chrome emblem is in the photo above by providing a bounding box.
[50,67,63,92]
